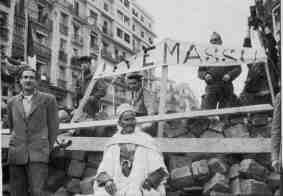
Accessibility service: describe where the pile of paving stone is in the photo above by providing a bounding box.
[165,113,280,196]
[2,113,280,196]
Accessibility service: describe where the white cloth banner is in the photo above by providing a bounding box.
[94,38,267,79]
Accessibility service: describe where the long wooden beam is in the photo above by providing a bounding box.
[1,135,271,153]
[1,104,273,134]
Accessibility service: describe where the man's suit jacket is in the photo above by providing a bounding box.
[7,91,59,164]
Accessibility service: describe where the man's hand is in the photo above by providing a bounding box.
[105,180,117,195]
[142,179,152,191]
[272,160,281,173]
[204,74,213,82]
[222,74,231,82]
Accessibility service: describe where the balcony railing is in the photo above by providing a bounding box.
[59,23,68,36]
[58,50,68,63]
[71,35,84,46]
[57,79,67,89]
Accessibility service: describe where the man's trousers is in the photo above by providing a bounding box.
[9,162,48,196]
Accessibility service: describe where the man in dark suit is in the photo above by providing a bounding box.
[198,32,242,109]
[7,67,59,196]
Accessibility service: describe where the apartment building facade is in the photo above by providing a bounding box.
[1,0,156,115]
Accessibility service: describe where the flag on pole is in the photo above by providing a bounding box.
[27,16,36,70]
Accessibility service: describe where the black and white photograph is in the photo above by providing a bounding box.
[0,0,281,195]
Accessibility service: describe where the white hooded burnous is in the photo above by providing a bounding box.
[93,104,168,196]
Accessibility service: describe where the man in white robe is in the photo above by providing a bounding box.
[93,104,168,196]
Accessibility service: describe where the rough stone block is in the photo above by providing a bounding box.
[66,178,81,194]
[229,116,246,125]
[267,172,280,190]
[250,124,271,138]
[191,159,210,181]
[170,166,194,188]
[239,159,268,181]
[87,152,103,164]
[224,124,249,138]
[168,155,192,171]
[68,160,86,178]
[203,173,230,195]
[71,151,86,161]
[250,114,269,126]
[54,187,71,196]
[209,120,226,133]
[240,179,272,196]
[231,178,242,195]
[210,191,235,196]
[187,118,210,137]
[44,168,68,192]
[80,177,94,194]
[164,126,189,138]
[228,164,240,179]
[83,167,97,178]
[200,130,224,138]
[208,158,229,175]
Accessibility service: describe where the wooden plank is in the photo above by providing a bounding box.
[1,104,273,134]
[158,65,168,137]
[2,135,271,153]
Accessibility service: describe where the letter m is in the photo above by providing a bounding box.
[164,42,180,64]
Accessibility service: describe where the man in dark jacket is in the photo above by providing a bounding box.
[198,32,242,109]
[7,67,59,196]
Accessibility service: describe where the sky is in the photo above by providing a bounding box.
[136,0,260,103]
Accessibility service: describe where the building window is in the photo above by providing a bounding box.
[60,39,67,51]
[117,28,123,38]
[74,0,79,16]
[117,10,123,22]
[132,24,135,31]
[103,2,109,12]
[141,31,144,38]
[124,33,130,43]
[132,8,138,17]
[102,41,109,51]
[37,4,44,22]
[90,10,98,25]
[73,24,80,39]
[124,15,130,26]
[36,32,47,45]
[73,48,79,56]
[124,0,129,8]
[90,32,98,48]
[114,48,119,58]
[60,12,68,24]
[102,21,108,34]
[149,37,153,44]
